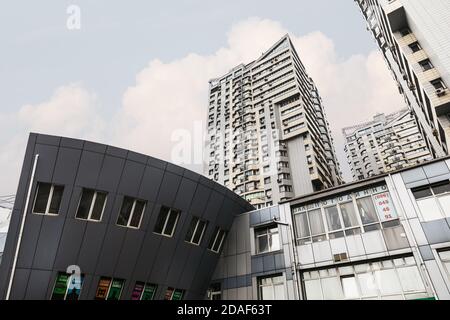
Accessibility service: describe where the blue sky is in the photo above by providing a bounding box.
[0,1,405,195]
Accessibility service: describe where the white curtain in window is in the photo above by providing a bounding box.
[273,283,286,300]
[324,206,342,231]
[374,269,402,296]
[304,279,322,300]
[417,198,442,221]
[294,212,310,239]
[321,277,344,300]
[340,202,359,228]
[357,273,378,297]
[261,286,274,300]
[397,266,425,292]
[356,197,379,224]
[438,194,450,218]
[308,209,325,235]
[341,276,359,299]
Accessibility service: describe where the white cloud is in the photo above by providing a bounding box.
[0,83,104,195]
[0,17,405,195]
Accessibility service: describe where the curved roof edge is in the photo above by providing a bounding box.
[28,132,254,212]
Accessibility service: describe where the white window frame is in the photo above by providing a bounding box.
[411,181,450,222]
[117,198,146,229]
[75,189,107,222]
[32,183,63,216]
[209,228,226,253]
[255,225,280,254]
[185,217,207,246]
[156,208,180,237]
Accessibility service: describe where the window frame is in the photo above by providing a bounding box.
[254,224,281,254]
[50,271,84,300]
[185,216,208,246]
[154,206,181,237]
[75,188,108,222]
[411,180,450,221]
[116,197,146,229]
[208,227,227,253]
[257,274,285,300]
[32,182,64,216]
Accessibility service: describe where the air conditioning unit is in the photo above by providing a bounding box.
[436,88,446,97]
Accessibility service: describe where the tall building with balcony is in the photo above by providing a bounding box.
[343,109,433,180]
[205,35,343,209]
[355,0,450,160]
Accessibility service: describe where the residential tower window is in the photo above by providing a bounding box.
[257,274,285,300]
[431,78,447,90]
[131,282,157,300]
[76,189,107,221]
[255,225,280,254]
[208,227,227,253]
[51,272,84,300]
[33,182,64,215]
[154,206,181,237]
[95,277,124,300]
[117,196,146,229]
[419,59,433,71]
[409,42,422,53]
[185,217,208,245]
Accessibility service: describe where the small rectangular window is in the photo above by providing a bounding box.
[208,283,221,300]
[431,78,447,90]
[131,282,157,300]
[208,227,227,253]
[409,42,422,53]
[164,287,184,300]
[33,182,64,215]
[419,59,433,71]
[154,206,180,237]
[95,277,124,300]
[257,274,285,300]
[117,196,146,229]
[255,225,280,254]
[185,217,208,245]
[412,186,433,199]
[51,272,84,300]
[76,189,107,221]
[356,197,379,225]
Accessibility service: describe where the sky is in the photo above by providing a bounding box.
[0,0,405,196]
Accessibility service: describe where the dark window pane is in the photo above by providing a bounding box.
[76,189,95,219]
[117,197,134,226]
[33,183,51,213]
[48,185,64,214]
[213,230,226,252]
[141,284,157,300]
[65,274,84,300]
[95,277,111,300]
[129,200,145,228]
[131,282,145,300]
[172,289,184,300]
[185,217,199,242]
[431,181,450,195]
[364,224,381,232]
[90,192,107,221]
[164,210,179,236]
[164,288,174,300]
[192,220,207,244]
[154,206,170,234]
[208,227,220,250]
[107,279,123,300]
[412,187,433,199]
[51,273,68,300]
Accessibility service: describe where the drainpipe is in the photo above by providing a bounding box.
[6,154,39,300]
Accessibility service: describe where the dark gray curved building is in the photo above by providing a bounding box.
[0,133,253,300]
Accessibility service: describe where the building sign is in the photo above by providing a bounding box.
[292,185,389,214]
[372,192,398,222]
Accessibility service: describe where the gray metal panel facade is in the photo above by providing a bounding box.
[0,133,253,300]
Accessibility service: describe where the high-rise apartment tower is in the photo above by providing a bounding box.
[205,35,343,208]
[355,0,450,159]
[343,108,433,180]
